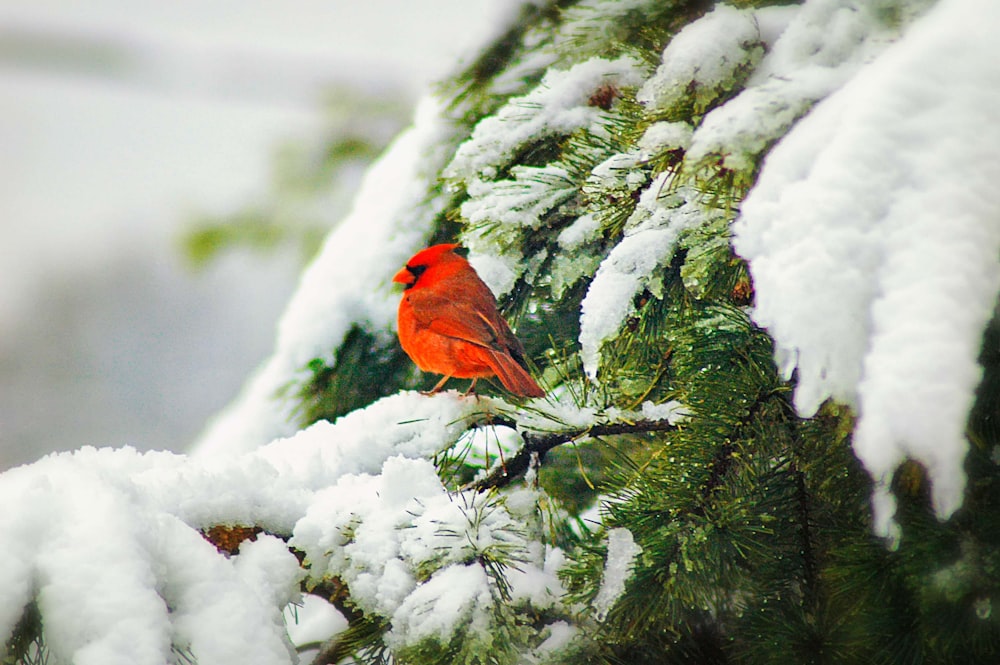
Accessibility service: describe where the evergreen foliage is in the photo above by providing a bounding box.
[276,1,1000,662]
[4,1,999,664]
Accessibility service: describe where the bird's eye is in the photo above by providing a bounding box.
[408,264,428,279]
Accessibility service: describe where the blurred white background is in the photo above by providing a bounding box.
[0,0,491,469]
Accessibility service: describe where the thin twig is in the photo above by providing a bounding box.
[463,418,679,492]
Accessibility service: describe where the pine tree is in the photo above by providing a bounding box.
[4,1,1000,664]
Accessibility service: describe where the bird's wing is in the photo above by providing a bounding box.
[406,289,505,351]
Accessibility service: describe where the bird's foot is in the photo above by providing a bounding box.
[420,375,452,396]
[461,379,480,399]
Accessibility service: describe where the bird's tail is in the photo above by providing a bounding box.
[487,350,545,398]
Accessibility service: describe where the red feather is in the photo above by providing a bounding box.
[393,244,544,397]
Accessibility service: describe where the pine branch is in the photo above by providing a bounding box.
[463,418,679,493]
[781,393,820,612]
[793,463,818,610]
[696,385,777,508]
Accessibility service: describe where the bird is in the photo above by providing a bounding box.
[393,243,545,398]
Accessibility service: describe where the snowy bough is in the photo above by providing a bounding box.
[5,0,1000,663]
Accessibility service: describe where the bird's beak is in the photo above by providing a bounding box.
[392,266,414,286]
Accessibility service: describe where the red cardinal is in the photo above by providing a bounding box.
[393,244,545,397]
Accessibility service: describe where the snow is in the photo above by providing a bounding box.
[467,251,522,299]
[591,527,642,621]
[548,122,693,303]
[293,455,561,649]
[387,563,493,648]
[0,448,293,665]
[636,4,764,115]
[152,516,297,665]
[451,56,650,292]
[573,112,725,379]
[579,179,725,378]
[637,121,693,154]
[193,96,464,455]
[589,152,649,193]
[252,391,477,490]
[575,0,928,385]
[284,595,348,651]
[508,543,568,610]
[734,0,1000,537]
[0,390,568,662]
[640,400,689,423]
[234,535,306,612]
[685,0,911,171]
[534,621,578,656]
[446,56,648,181]
[557,213,601,250]
[462,164,577,231]
[548,213,603,299]
[33,471,173,665]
